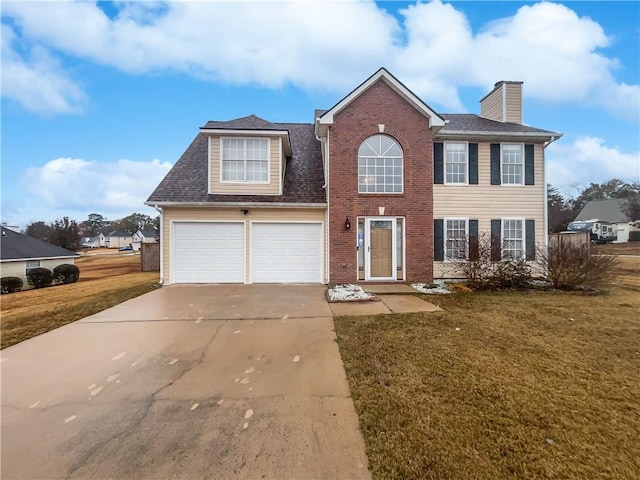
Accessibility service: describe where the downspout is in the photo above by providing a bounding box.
[153,205,164,284]
[542,135,559,248]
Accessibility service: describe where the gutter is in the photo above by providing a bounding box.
[152,205,164,285]
[144,201,328,208]
[542,135,562,249]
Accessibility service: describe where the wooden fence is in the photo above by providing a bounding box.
[548,231,590,251]
[141,243,160,271]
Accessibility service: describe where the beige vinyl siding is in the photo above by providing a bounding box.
[1,258,76,283]
[209,135,281,195]
[505,83,523,124]
[433,143,545,278]
[162,207,326,284]
[480,89,503,122]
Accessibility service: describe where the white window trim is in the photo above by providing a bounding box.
[220,137,271,184]
[501,217,525,260]
[443,141,469,185]
[358,135,404,195]
[25,260,41,270]
[444,217,469,262]
[500,143,525,186]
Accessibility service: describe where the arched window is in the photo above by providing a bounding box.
[358,135,403,193]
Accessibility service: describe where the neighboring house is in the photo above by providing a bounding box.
[132,230,158,251]
[84,233,106,248]
[146,68,561,284]
[573,198,637,243]
[106,230,133,249]
[0,228,78,283]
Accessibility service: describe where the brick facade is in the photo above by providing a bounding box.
[328,79,434,283]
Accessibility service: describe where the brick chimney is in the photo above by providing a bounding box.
[480,81,523,124]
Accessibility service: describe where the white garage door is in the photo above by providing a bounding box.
[251,223,322,283]
[173,222,244,283]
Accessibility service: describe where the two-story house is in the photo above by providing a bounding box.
[146,68,561,285]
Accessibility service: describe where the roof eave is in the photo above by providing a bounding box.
[145,201,327,208]
[1,254,79,263]
[436,130,562,140]
[318,68,446,130]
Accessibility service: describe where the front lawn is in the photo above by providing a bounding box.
[334,288,640,479]
[1,271,159,349]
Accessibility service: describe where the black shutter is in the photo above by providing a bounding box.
[469,143,478,185]
[490,144,501,185]
[491,219,502,261]
[434,219,444,261]
[468,219,479,260]
[524,144,534,185]
[526,219,535,260]
[434,143,444,184]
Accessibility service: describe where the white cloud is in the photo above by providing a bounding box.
[547,137,640,193]
[1,0,638,120]
[21,157,172,221]
[1,24,87,115]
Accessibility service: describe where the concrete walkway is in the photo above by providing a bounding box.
[329,284,442,316]
[1,285,370,480]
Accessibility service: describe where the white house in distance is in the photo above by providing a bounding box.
[0,228,79,284]
[132,230,158,251]
[574,198,638,243]
[105,230,134,249]
[83,233,106,248]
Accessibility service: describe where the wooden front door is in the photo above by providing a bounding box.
[369,220,393,278]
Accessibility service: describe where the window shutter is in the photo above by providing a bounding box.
[434,219,444,261]
[525,144,534,185]
[491,219,502,261]
[490,144,501,185]
[469,143,478,184]
[468,219,479,260]
[434,143,444,184]
[526,219,535,260]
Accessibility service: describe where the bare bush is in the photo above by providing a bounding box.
[536,243,617,289]
[451,233,532,291]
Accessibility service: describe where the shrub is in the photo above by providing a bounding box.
[451,233,532,291]
[26,267,54,289]
[53,264,80,284]
[536,243,617,289]
[1,276,23,294]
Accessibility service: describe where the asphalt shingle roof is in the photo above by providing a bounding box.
[439,114,560,136]
[202,115,285,131]
[574,198,631,223]
[107,230,131,237]
[1,229,78,261]
[147,123,326,204]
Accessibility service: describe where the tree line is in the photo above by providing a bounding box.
[548,179,640,233]
[24,213,159,251]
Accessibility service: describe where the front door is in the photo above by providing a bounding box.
[366,218,396,280]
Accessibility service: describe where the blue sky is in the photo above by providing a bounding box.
[2,0,639,228]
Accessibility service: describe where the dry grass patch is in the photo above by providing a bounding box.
[1,271,159,349]
[75,252,141,281]
[334,288,640,480]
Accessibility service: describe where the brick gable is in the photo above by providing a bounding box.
[328,78,434,283]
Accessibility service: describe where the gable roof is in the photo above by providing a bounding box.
[89,234,104,242]
[574,198,631,223]
[317,68,446,130]
[137,230,157,238]
[107,230,131,238]
[1,228,78,262]
[437,114,561,139]
[146,123,326,205]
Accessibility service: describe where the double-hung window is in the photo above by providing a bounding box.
[445,143,467,184]
[502,219,524,260]
[222,138,269,183]
[445,218,468,261]
[26,260,40,273]
[501,144,524,185]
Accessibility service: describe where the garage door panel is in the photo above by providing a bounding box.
[252,223,322,283]
[173,222,244,283]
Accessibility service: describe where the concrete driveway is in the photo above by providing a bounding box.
[1,285,370,479]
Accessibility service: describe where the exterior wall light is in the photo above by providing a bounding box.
[345,216,351,230]
[241,209,249,215]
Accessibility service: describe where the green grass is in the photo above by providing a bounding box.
[334,288,640,480]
